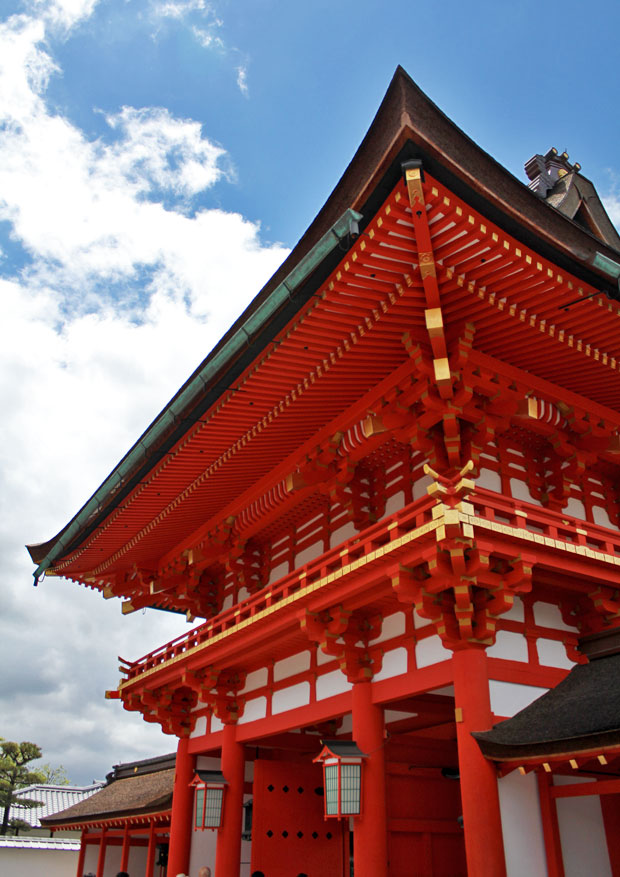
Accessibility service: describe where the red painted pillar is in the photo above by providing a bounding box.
[145,822,157,877]
[215,722,245,877]
[167,736,196,877]
[537,771,565,877]
[352,680,388,877]
[95,827,107,877]
[120,823,130,871]
[453,647,506,877]
[75,832,87,877]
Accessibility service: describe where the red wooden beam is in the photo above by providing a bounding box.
[550,777,620,798]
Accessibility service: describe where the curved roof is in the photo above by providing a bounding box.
[27,66,620,590]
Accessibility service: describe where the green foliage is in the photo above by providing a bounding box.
[0,739,45,836]
[38,763,70,785]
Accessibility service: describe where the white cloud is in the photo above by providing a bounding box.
[152,0,209,19]
[191,23,223,49]
[236,64,248,97]
[0,1,288,781]
[602,194,620,231]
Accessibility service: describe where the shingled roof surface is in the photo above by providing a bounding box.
[474,652,620,761]
[41,768,174,826]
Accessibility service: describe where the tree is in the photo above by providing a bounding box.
[38,763,70,785]
[0,740,46,835]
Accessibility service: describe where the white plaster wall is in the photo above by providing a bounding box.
[413,473,433,500]
[294,541,322,568]
[127,843,148,876]
[565,496,586,519]
[498,771,547,877]
[240,667,268,693]
[488,681,548,717]
[271,681,310,714]
[373,646,408,681]
[0,848,79,877]
[316,669,353,700]
[103,843,121,875]
[211,715,224,733]
[412,608,432,629]
[415,635,451,668]
[536,638,575,669]
[84,844,98,873]
[337,713,353,735]
[316,645,335,666]
[486,630,528,662]
[385,709,417,723]
[238,695,267,724]
[369,611,406,645]
[329,521,357,548]
[189,826,218,877]
[268,561,289,584]
[430,685,454,697]
[502,595,525,622]
[191,714,207,737]
[593,504,614,528]
[273,650,310,681]
[533,601,579,632]
[384,490,405,517]
[510,478,542,506]
[478,467,502,492]
[196,756,221,770]
[554,776,612,877]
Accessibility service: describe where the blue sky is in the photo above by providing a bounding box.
[1,0,619,785]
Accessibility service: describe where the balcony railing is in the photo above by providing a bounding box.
[119,488,620,684]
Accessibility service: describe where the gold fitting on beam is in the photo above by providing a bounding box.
[425,307,444,336]
[433,357,451,385]
[362,413,388,439]
[419,252,436,279]
[121,601,137,615]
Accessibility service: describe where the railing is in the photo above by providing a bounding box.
[470,488,620,557]
[120,487,620,683]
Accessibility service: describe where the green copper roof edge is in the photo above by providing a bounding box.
[33,208,362,583]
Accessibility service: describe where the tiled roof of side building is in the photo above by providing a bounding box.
[5,783,104,828]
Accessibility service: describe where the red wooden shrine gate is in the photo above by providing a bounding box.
[252,760,347,876]
[251,754,465,876]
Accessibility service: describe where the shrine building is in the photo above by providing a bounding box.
[28,67,620,877]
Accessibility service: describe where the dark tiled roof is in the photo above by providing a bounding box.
[41,768,174,826]
[474,652,620,761]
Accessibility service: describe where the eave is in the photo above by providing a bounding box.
[28,66,620,590]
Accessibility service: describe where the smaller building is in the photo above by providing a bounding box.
[42,754,176,877]
[0,781,103,877]
[9,782,104,837]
